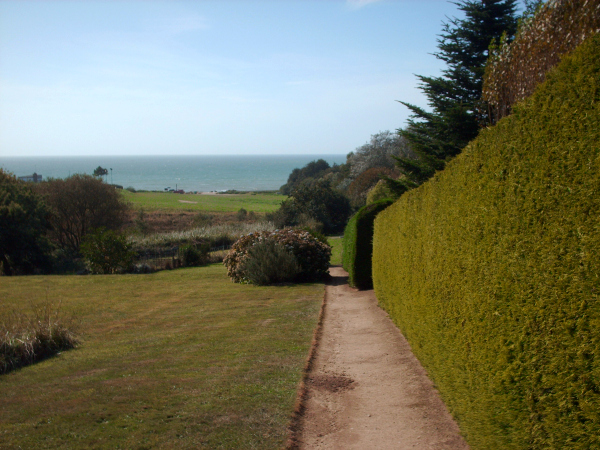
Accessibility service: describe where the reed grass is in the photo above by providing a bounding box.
[0,300,79,374]
[129,221,277,249]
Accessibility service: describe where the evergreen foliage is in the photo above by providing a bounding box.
[391,0,518,195]
[373,35,600,449]
[93,166,108,178]
[279,159,331,195]
[366,180,396,205]
[342,199,393,290]
[269,180,351,234]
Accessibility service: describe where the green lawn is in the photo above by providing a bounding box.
[122,190,285,213]
[328,236,343,266]
[0,265,323,449]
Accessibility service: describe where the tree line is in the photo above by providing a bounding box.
[0,170,129,275]
[272,0,535,233]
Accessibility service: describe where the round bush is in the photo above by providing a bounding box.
[239,239,300,285]
[224,229,331,283]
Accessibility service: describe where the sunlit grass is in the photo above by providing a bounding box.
[0,265,323,449]
[122,190,285,213]
[329,236,343,266]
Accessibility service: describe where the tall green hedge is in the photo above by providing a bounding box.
[343,199,393,289]
[373,34,600,450]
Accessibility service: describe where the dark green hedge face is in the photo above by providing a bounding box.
[342,199,393,290]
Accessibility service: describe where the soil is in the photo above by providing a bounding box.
[296,266,469,450]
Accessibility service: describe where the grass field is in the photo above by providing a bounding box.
[328,236,342,266]
[0,265,323,449]
[122,190,285,213]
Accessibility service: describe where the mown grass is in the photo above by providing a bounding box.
[122,190,285,213]
[0,265,323,449]
[328,236,343,266]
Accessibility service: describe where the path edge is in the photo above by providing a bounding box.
[284,276,330,449]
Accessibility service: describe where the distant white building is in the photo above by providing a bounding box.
[18,173,42,183]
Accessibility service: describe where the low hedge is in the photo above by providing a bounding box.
[342,199,393,289]
[373,35,600,449]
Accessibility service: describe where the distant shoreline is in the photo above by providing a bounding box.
[0,154,346,192]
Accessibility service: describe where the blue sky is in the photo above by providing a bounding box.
[0,0,526,157]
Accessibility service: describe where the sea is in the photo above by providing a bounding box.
[0,155,347,192]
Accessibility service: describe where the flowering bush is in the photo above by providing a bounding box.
[239,239,300,285]
[224,229,331,283]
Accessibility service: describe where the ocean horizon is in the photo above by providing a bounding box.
[0,154,347,192]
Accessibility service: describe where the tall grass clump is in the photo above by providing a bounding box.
[1,301,79,374]
[373,35,600,449]
[129,221,276,250]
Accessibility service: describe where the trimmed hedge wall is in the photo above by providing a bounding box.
[343,199,393,289]
[373,35,600,449]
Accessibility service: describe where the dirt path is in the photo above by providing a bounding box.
[296,267,469,450]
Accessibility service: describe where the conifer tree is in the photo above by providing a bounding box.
[390,0,518,194]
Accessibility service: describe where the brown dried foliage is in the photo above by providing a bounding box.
[1,301,79,374]
[347,167,397,208]
[483,0,600,123]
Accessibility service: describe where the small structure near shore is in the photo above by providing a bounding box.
[18,172,42,183]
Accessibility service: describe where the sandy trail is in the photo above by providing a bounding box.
[297,267,469,450]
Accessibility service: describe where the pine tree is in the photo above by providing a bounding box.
[390,0,518,195]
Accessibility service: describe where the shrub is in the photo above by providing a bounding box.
[50,248,86,274]
[238,239,300,285]
[366,179,395,205]
[346,167,396,208]
[34,174,130,253]
[180,243,210,267]
[80,228,135,274]
[224,229,331,284]
[373,35,600,449]
[0,301,79,374]
[0,169,52,275]
[269,180,351,234]
[342,199,393,289]
[236,208,248,221]
[300,226,329,246]
[279,159,331,195]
